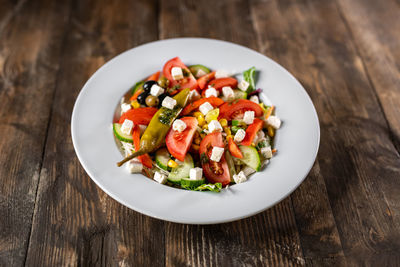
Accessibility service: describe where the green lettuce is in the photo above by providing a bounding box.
[181,182,223,192]
[243,67,256,93]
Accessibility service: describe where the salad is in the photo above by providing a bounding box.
[113,57,281,192]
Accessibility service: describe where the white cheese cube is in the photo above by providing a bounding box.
[188,89,201,102]
[195,69,207,78]
[249,95,259,104]
[121,141,134,157]
[215,69,229,79]
[208,120,222,133]
[242,166,256,176]
[266,115,281,129]
[121,119,134,135]
[189,167,203,180]
[171,67,184,80]
[162,96,177,110]
[172,119,187,132]
[243,111,255,124]
[126,159,143,173]
[150,84,164,97]
[205,87,218,98]
[261,146,273,159]
[234,129,246,142]
[121,103,132,114]
[154,171,167,184]
[199,102,214,115]
[210,147,224,162]
[233,171,247,183]
[253,130,265,144]
[222,86,234,100]
[238,80,249,91]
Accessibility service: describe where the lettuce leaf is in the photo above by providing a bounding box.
[243,67,256,93]
[181,182,223,192]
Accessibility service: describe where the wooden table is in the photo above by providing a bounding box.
[1,0,399,266]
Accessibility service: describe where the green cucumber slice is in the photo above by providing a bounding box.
[221,89,248,102]
[131,80,144,95]
[180,178,205,189]
[113,123,133,143]
[238,145,261,171]
[188,64,211,77]
[168,154,194,183]
[155,148,171,171]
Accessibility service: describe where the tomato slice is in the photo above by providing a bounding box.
[207,77,238,90]
[219,99,264,120]
[132,125,153,168]
[228,138,243,158]
[146,71,160,81]
[181,97,225,115]
[166,117,198,162]
[241,118,264,146]
[118,107,157,125]
[199,132,231,186]
[162,57,198,90]
[197,71,215,90]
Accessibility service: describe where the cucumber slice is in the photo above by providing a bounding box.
[238,145,261,171]
[221,90,248,102]
[113,123,133,143]
[188,64,211,77]
[131,80,144,94]
[168,154,194,183]
[225,151,236,182]
[180,178,205,189]
[155,148,171,171]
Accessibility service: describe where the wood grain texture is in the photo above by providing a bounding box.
[0,0,70,265]
[250,0,400,265]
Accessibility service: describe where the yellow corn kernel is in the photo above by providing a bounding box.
[167,159,179,168]
[194,137,201,145]
[267,126,275,137]
[219,118,228,127]
[202,124,208,130]
[197,116,205,127]
[223,127,231,136]
[251,143,256,147]
[131,100,140,109]
[193,111,203,118]
[191,144,200,151]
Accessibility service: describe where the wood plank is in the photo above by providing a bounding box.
[24,0,164,266]
[0,0,71,265]
[335,0,400,150]
[159,0,304,266]
[250,0,400,265]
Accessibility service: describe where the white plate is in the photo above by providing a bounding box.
[71,38,320,224]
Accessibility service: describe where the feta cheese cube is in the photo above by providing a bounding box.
[189,167,203,180]
[195,69,207,78]
[150,84,164,97]
[242,166,256,176]
[253,130,265,144]
[215,69,229,79]
[121,119,134,135]
[266,115,281,129]
[121,103,132,114]
[171,67,184,80]
[162,96,177,109]
[188,89,201,102]
[222,86,234,100]
[199,102,214,115]
[154,171,167,184]
[234,129,246,142]
[238,80,249,91]
[261,146,273,159]
[208,120,222,133]
[126,159,143,173]
[205,87,218,98]
[233,171,247,183]
[172,119,187,132]
[210,146,224,162]
[243,111,255,124]
[249,95,259,104]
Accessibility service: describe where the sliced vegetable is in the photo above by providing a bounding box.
[207,77,238,90]
[197,71,215,89]
[181,96,224,115]
[132,125,153,168]
[118,107,158,125]
[264,105,275,120]
[228,138,243,158]
[163,57,197,90]
[218,99,263,120]
[130,88,144,101]
[238,145,261,171]
[155,148,171,171]
[220,89,248,102]
[224,150,236,182]
[185,183,222,192]
[166,117,198,162]
[180,178,206,189]
[131,81,144,95]
[189,65,211,77]
[113,123,133,143]
[205,108,219,123]
[147,71,160,81]
[243,67,256,93]
[168,154,194,182]
[241,118,264,146]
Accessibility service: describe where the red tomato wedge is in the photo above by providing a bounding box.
[181,97,225,115]
[197,71,215,90]
[241,118,264,146]
[132,125,153,168]
[199,132,231,186]
[146,71,160,81]
[118,107,157,125]
[166,117,198,162]
[163,57,197,90]
[218,99,263,120]
[207,77,238,90]
[228,138,243,158]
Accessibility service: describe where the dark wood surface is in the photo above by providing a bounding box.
[0,0,399,266]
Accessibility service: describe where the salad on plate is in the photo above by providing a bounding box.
[113,57,281,192]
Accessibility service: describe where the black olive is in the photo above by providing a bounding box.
[137,92,148,105]
[158,93,167,107]
[143,80,158,92]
